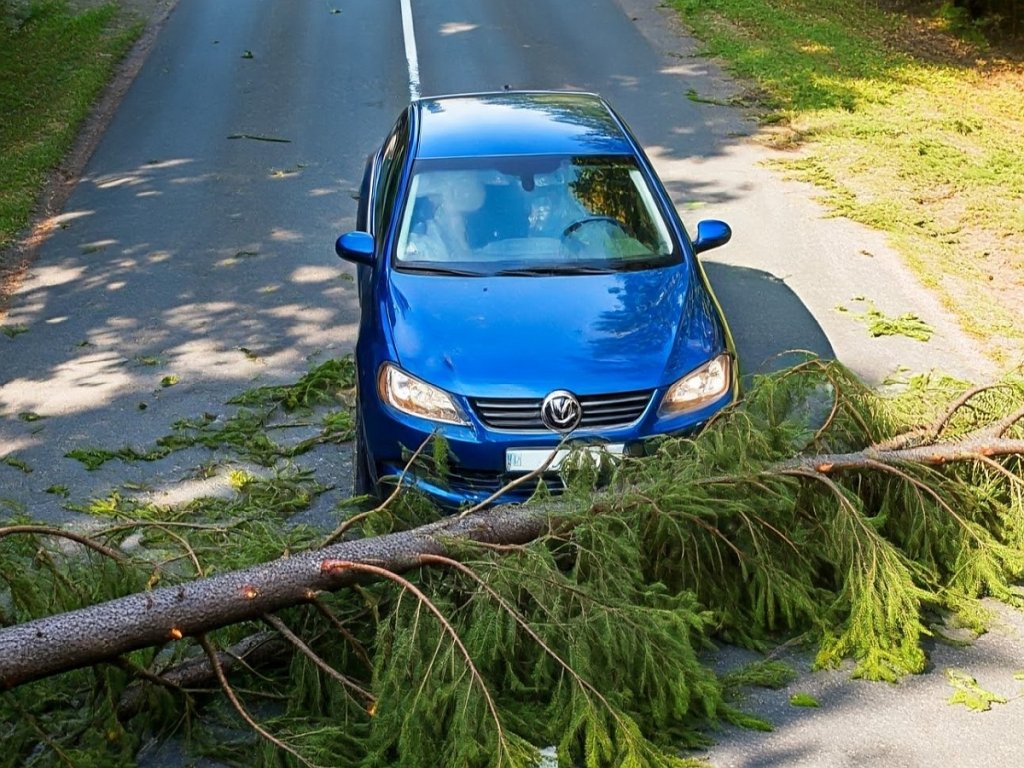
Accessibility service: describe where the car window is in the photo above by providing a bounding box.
[393,155,677,274]
[372,113,410,237]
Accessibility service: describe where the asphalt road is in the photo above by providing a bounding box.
[0,0,996,521]
[1,0,1017,766]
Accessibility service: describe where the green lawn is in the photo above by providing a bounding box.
[0,1,141,252]
[671,0,1024,365]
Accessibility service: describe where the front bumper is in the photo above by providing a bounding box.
[360,373,737,508]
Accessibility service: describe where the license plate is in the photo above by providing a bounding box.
[505,444,624,473]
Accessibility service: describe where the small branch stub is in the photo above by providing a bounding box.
[169,627,183,640]
[241,585,260,600]
[321,559,352,575]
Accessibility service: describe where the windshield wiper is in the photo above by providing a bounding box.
[398,264,483,277]
[493,265,615,276]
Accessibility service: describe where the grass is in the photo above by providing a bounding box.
[671,0,1024,365]
[0,1,142,252]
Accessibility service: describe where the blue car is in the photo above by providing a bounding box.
[336,91,737,507]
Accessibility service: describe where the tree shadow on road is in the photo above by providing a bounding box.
[703,261,835,381]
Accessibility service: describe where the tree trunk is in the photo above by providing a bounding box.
[0,504,555,690]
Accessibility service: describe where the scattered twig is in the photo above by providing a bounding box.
[310,597,373,671]
[226,133,291,143]
[198,634,319,768]
[0,525,126,563]
[458,436,571,518]
[262,613,374,705]
[322,433,433,546]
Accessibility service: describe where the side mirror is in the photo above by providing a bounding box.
[335,231,375,266]
[692,220,732,255]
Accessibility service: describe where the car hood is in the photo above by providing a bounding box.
[385,266,725,397]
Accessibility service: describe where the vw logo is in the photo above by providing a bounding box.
[541,390,582,432]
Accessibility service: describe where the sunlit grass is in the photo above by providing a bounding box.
[0,1,142,250]
[672,0,1024,364]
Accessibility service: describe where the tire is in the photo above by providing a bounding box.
[352,409,378,501]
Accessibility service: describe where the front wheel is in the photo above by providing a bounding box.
[352,409,379,501]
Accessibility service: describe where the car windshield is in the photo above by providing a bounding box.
[393,155,677,275]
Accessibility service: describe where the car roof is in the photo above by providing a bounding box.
[412,91,635,160]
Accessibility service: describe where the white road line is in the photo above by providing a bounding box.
[400,0,421,100]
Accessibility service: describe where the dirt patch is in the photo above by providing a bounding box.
[875,0,1024,66]
[0,0,177,315]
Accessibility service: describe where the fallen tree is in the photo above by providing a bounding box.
[3,432,1024,691]
[2,360,1023,767]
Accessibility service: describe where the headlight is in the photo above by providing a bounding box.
[659,354,732,416]
[378,364,468,425]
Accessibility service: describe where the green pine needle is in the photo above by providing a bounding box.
[946,669,1007,711]
[788,693,820,708]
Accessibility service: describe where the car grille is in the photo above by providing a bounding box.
[470,390,654,432]
[446,468,564,497]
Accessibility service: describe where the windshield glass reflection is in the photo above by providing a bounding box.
[394,155,678,275]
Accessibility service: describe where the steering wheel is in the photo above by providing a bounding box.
[561,216,630,238]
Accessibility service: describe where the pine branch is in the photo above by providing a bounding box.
[983,404,1024,439]
[320,559,513,763]
[2,366,1023,704]
[115,631,286,720]
[778,437,1024,475]
[261,612,374,706]
[0,525,127,563]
